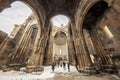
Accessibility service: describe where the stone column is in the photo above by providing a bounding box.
[69,24,88,68]
[90,28,111,65]
[14,27,33,63]
[68,39,76,65]
[37,25,51,66]
[82,30,93,66]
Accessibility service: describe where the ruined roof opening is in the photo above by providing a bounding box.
[0,1,32,35]
[51,15,70,27]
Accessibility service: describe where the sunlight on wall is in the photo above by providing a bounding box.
[103,25,113,39]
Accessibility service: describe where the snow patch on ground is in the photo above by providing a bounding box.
[0,66,55,80]
[0,66,77,80]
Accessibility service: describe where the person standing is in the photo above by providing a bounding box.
[75,63,78,70]
[51,62,55,72]
[63,61,66,70]
[67,62,70,72]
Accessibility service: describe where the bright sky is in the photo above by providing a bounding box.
[0,1,32,34]
[0,1,69,35]
[52,15,69,27]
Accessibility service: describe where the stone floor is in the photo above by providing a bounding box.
[44,66,120,80]
[0,66,120,80]
[48,72,120,80]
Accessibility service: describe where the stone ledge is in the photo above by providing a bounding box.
[25,66,44,73]
[78,67,97,75]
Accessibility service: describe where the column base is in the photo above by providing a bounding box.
[25,66,44,73]
[78,66,97,75]
[98,65,118,74]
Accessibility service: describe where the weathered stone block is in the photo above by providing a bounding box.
[25,66,44,73]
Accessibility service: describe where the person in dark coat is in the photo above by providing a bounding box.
[75,63,78,71]
[67,62,70,72]
[51,63,55,72]
[63,61,66,70]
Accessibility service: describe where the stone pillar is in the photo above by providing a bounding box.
[36,25,51,66]
[69,24,79,66]
[82,30,93,66]
[90,28,111,65]
[37,35,48,65]
[80,36,93,67]
[12,25,38,64]
[68,39,76,65]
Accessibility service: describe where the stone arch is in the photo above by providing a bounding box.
[78,0,114,68]
[0,0,43,37]
[0,1,43,55]
[53,29,68,37]
[29,24,38,29]
[54,30,68,45]
[54,31,66,38]
[78,0,109,34]
[18,1,42,37]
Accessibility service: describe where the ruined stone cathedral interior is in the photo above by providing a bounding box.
[0,0,120,80]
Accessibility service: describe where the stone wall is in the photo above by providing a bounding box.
[98,8,120,55]
[0,30,8,66]
[0,14,40,67]
[0,30,7,45]
[53,43,68,61]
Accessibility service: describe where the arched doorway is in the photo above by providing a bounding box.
[53,31,68,62]
[42,15,74,65]
[79,1,117,71]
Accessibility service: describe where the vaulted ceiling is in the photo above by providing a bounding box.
[37,0,80,24]
[38,0,80,16]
